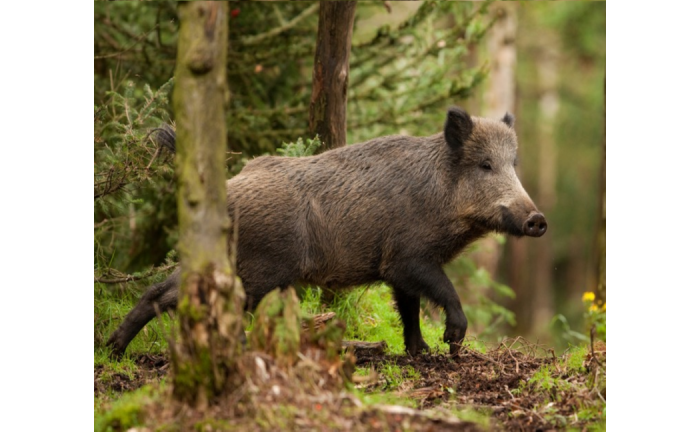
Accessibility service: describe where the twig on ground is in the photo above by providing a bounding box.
[589,326,606,372]
[504,385,516,400]
[500,341,520,374]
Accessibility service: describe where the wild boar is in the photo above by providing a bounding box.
[107,107,546,357]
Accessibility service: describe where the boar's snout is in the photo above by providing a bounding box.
[523,211,547,237]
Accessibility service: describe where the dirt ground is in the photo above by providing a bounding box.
[95,338,605,431]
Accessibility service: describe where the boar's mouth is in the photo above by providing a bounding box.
[476,206,547,238]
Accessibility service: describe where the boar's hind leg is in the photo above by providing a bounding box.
[386,263,467,356]
[392,289,431,356]
[106,269,180,358]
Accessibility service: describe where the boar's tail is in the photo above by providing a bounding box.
[151,123,176,154]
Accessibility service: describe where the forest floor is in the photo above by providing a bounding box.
[94,336,606,431]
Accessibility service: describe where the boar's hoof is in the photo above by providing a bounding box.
[523,212,547,237]
[406,339,431,357]
[444,317,467,355]
[106,333,127,359]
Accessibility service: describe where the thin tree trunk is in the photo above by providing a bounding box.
[308,1,357,152]
[171,1,245,409]
[596,77,606,302]
[471,2,516,330]
[531,43,558,334]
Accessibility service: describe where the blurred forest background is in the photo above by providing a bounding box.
[94,1,605,348]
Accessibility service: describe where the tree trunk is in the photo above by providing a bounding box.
[471,2,516,324]
[531,43,558,334]
[596,77,606,302]
[171,1,245,409]
[308,1,357,152]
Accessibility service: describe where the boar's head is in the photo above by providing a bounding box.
[444,107,547,238]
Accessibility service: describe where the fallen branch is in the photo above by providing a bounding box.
[342,340,387,357]
[94,263,178,284]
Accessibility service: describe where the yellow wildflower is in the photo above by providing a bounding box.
[582,291,595,302]
[602,303,606,311]
[589,304,599,312]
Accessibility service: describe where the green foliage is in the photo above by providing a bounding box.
[553,291,606,346]
[582,292,606,342]
[550,314,588,345]
[94,77,177,273]
[348,1,493,144]
[276,135,322,157]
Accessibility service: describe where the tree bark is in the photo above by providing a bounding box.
[596,77,606,302]
[308,1,357,152]
[470,2,516,328]
[531,43,558,334]
[171,1,245,409]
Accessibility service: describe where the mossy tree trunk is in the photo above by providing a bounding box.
[308,1,357,152]
[171,1,245,409]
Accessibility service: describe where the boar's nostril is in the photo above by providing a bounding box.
[523,212,547,237]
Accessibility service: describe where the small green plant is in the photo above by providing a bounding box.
[529,364,556,392]
[527,364,572,403]
[276,135,322,157]
[582,291,606,342]
[565,345,588,373]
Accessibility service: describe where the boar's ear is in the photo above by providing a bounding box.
[502,112,515,128]
[444,107,473,150]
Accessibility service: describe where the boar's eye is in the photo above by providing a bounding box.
[480,161,492,171]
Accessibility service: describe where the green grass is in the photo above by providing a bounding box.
[98,280,459,360]
[94,282,177,361]
[94,382,164,432]
[355,389,418,408]
[521,345,606,430]
[565,345,588,372]
[94,348,140,379]
[299,284,449,354]
[379,362,421,390]
[447,406,493,428]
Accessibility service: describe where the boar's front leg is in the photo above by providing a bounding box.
[392,289,431,356]
[387,262,467,356]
